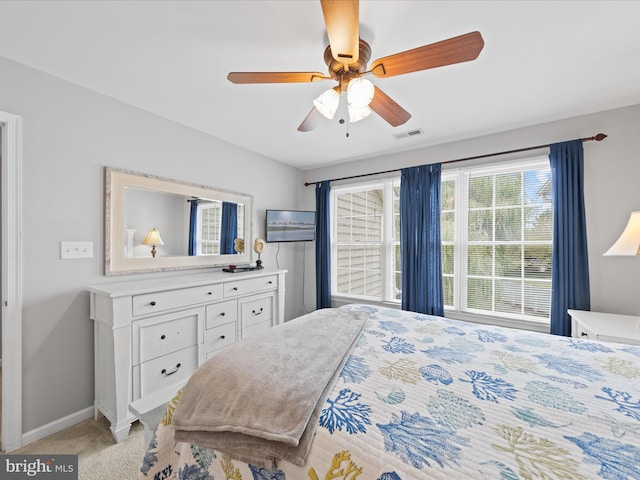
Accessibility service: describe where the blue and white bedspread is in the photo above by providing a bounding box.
[140,304,640,479]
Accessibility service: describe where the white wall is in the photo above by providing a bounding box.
[0,55,308,434]
[301,103,640,318]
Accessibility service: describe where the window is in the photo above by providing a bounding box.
[330,157,552,324]
[443,158,552,322]
[332,181,400,302]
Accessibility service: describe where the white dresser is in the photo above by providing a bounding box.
[568,309,640,345]
[89,268,286,442]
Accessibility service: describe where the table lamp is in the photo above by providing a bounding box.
[604,211,640,256]
[143,228,164,258]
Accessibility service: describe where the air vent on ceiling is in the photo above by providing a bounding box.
[393,128,424,140]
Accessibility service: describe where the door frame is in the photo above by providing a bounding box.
[1,110,23,452]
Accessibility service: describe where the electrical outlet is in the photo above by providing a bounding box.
[61,241,93,259]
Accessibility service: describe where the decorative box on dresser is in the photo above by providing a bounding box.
[89,268,286,442]
[568,309,640,346]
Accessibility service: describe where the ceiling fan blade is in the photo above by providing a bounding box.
[369,86,411,127]
[370,31,484,78]
[298,107,322,132]
[227,72,328,84]
[320,0,359,65]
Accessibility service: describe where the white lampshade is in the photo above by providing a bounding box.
[347,78,375,109]
[143,228,164,246]
[604,211,640,256]
[313,87,341,119]
[348,105,373,123]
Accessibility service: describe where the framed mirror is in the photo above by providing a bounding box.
[105,167,252,275]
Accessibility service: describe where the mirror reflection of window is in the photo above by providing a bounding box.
[188,200,244,256]
[193,200,222,256]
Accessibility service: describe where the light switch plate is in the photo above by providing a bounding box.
[61,241,93,259]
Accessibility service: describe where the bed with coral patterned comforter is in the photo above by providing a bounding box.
[139,304,640,479]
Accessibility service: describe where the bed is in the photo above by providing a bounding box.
[138,304,640,479]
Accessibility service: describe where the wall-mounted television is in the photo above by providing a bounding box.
[265,209,316,243]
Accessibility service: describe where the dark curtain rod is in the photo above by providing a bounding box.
[304,133,607,187]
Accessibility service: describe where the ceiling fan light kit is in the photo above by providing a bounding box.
[348,105,372,123]
[314,77,375,122]
[347,77,375,109]
[227,0,484,133]
[313,86,341,119]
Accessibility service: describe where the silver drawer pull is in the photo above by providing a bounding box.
[161,363,181,376]
[252,307,264,315]
[150,301,157,306]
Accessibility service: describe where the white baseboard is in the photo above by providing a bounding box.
[21,406,94,447]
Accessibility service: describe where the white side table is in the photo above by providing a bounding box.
[568,309,640,345]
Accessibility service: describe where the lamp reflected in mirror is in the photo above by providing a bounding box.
[143,228,164,258]
[604,211,640,256]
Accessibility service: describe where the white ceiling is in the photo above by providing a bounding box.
[1,1,639,170]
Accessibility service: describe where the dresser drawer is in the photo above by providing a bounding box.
[206,299,238,329]
[223,275,277,298]
[132,284,223,316]
[205,322,237,357]
[240,294,274,330]
[136,309,200,364]
[572,319,596,340]
[598,334,640,346]
[242,320,273,340]
[139,346,197,398]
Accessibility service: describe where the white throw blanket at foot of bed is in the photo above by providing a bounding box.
[171,308,368,467]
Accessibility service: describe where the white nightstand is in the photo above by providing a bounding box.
[568,309,640,346]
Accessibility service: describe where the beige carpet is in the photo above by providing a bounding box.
[12,415,147,480]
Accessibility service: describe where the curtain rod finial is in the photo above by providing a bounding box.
[582,133,607,142]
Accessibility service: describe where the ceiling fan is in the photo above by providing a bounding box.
[227,0,484,132]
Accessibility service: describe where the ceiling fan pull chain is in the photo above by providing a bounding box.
[337,95,350,138]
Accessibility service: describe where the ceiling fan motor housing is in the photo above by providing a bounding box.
[324,38,372,89]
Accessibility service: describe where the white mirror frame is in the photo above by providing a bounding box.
[105,167,252,275]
